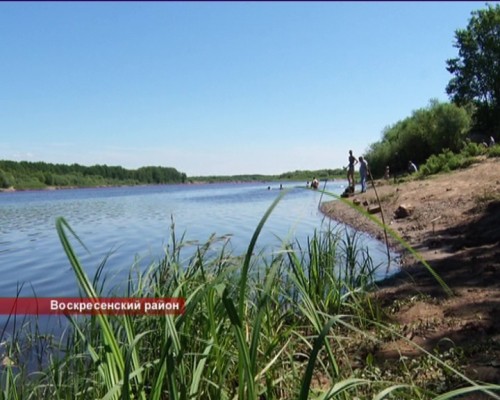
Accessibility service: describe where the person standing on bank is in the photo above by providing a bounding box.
[347,150,358,190]
[358,156,369,193]
[384,165,390,180]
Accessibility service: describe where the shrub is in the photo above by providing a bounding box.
[0,169,15,188]
[462,141,487,157]
[487,144,500,158]
[418,149,477,177]
[365,100,472,177]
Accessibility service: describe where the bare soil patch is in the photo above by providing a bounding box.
[321,157,500,385]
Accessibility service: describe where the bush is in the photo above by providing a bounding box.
[15,177,46,190]
[365,100,472,178]
[52,174,71,186]
[418,151,453,176]
[0,169,15,188]
[462,141,487,157]
[487,144,500,158]
[418,148,479,177]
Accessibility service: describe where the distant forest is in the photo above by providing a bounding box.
[0,160,187,190]
[0,160,347,190]
[189,168,347,183]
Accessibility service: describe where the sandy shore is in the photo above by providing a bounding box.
[321,157,500,280]
[320,157,500,383]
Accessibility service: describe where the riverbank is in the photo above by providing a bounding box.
[1,164,499,397]
[0,180,291,192]
[321,156,500,385]
[0,183,170,193]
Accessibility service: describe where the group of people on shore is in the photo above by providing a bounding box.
[347,150,420,194]
[347,150,369,193]
[305,150,421,194]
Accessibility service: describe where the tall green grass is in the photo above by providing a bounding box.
[417,142,500,177]
[1,191,499,399]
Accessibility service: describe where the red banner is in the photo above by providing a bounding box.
[0,297,185,315]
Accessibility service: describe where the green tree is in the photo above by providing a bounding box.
[364,100,471,177]
[446,4,500,134]
[0,159,186,189]
[425,101,472,152]
[0,169,15,188]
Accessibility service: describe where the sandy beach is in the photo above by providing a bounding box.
[321,157,500,383]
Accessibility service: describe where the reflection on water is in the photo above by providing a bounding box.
[0,182,397,302]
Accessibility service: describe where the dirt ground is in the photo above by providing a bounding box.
[321,157,500,385]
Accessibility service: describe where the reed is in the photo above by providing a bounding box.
[0,191,499,399]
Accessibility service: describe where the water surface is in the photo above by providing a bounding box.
[0,181,396,300]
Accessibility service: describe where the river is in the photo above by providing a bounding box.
[0,181,397,301]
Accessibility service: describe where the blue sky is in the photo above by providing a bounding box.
[0,1,487,176]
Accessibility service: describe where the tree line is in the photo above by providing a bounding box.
[277,168,345,181]
[0,160,347,190]
[365,4,500,178]
[0,160,187,190]
[365,100,472,177]
[189,168,346,184]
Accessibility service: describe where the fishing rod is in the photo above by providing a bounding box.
[317,178,328,210]
[367,168,392,272]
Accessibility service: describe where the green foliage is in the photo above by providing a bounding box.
[2,194,498,399]
[488,144,500,158]
[189,173,272,183]
[0,160,187,190]
[0,169,14,188]
[134,166,187,184]
[424,101,472,153]
[446,4,500,134]
[189,169,346,184]
[278,168,346,181]
[418,151,457,176]
[418,148,478,177]
[1,160,345,189]
[6,211,383,399]
[365,100,472,177]
[462,141,487,157]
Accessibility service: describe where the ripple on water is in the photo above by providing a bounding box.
[0,182,397,301]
